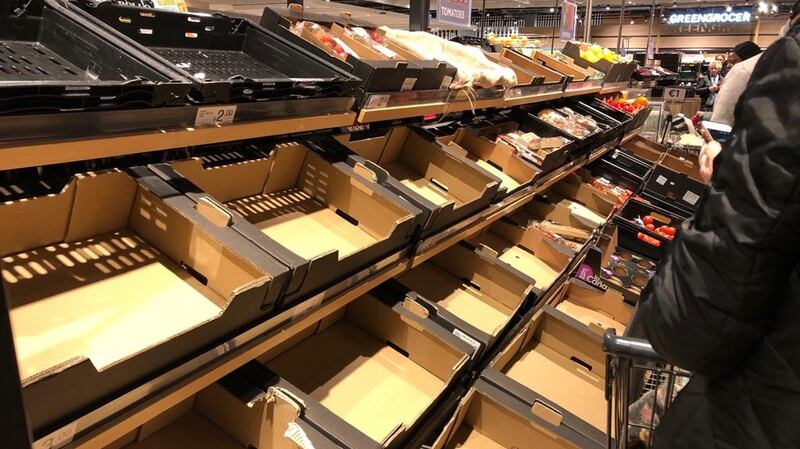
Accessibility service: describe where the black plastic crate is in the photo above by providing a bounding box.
[613,197,684,260]
[84,2,361,103]
[587,149,651,192]
[260,6,448,96]
[0,0,190,115]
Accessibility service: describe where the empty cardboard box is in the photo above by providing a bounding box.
[386,241,535,360]
[444,125,543,199]
[482,306,610,449]
[431,378,601,449]
[509,196,597,254]
[254,294,472,448]
[0,169,290,436]
[548,278,634,336]
[149,141,420,307]
[469,218,575,296]
[331,127,499,236]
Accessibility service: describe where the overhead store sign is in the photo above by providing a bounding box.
[437,0,471,27]
[667,10,752,25]
[664,7,755,34]
[559,0,577,41]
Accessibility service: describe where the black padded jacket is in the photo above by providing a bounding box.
[638,25,800,449]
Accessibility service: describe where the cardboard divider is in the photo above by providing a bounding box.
[532,51,591,82]
[447,127,540,198]
[486,307,609,442]
[544,174,616,226]
[0,169,292,435]
[257,294,469,447]
[483,52,537,86]
[548,279,633,335]
[332,127,498,236]
[396,242,533,338]
[500,49,567,85]
[469,219,574,295]
[164,140,418,304]
[513,197,595,240]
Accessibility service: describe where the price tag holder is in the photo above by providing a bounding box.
[195,105,237,127]
[664,87,686,102]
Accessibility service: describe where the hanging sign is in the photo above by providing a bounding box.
[559,0,578,42]
[664,7,755,34]
[437,0,471,27]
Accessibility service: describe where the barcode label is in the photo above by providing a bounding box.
[682,190,701,205]
[656,175,668,185]
[365,94,390,108]
[453,328,481,356]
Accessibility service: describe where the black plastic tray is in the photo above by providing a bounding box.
[613,197,684,260]
[0,0,190,114]
[84,2,361,103]
[588,147,652,191]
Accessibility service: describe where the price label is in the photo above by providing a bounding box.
[401,77,417,91]
[656,175,668,185]
[32,422,77,449]
[453,328,481,356]
[664,87,686,102]
[682,190,700,205]
[365,94,390,109]
[195,105,237,127]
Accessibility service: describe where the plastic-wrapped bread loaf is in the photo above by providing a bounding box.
[379,27,518,89]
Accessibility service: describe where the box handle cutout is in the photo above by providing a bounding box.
[429,178,449,193]
[196,197,233,227]
[570,356,593,372]
[180,262,208,286]
[386,340,410,358]
[485,160,505,172]
[334,209,359,227]
[531,401,563,427]
[353,163,378,183]
[461,278,481,292]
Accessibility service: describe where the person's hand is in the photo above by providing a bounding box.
[699,140,722,183]
[711,85,720,92]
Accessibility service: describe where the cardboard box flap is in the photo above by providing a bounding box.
[450,128,538,187]
[552,278,633,335]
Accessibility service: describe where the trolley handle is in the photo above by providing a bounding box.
[602,329,662,361]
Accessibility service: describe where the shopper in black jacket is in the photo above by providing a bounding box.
[638,18,800,449]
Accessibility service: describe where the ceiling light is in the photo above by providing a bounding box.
[605,5,610,10]
[758,1,768,13]
[549,7,554,12]
[630,19,635,24]
[771,4,778,13]
[726,5,732,11]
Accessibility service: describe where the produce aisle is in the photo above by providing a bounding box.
[0,2,704,449]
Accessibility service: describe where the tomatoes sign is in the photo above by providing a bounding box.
[437,0,471,27]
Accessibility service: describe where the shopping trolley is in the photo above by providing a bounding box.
[603,330,692,449]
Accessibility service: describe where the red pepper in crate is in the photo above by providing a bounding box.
[637,232,662,247]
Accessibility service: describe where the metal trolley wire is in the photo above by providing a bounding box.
[603,330,692,449]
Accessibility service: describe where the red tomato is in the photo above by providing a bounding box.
[335,44,344,54]
[642,215,654,226]
[645,223,655,231]
[323,41,334,49]
[665,226,677,236]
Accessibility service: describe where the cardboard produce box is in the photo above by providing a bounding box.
[383,241,535,361]
[469,218,575,297]
[544,173,617,227]
[0,169,291,436]
[444,124,547,198]
[213,294,473,449]
[149,140,420,308]
[431,378,600,449]
[508,196,596,255]
[548,278,634,336]
[481,307,610,449]
[329,127,499,236]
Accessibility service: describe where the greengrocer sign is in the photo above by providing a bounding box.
[667,10,752,24]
